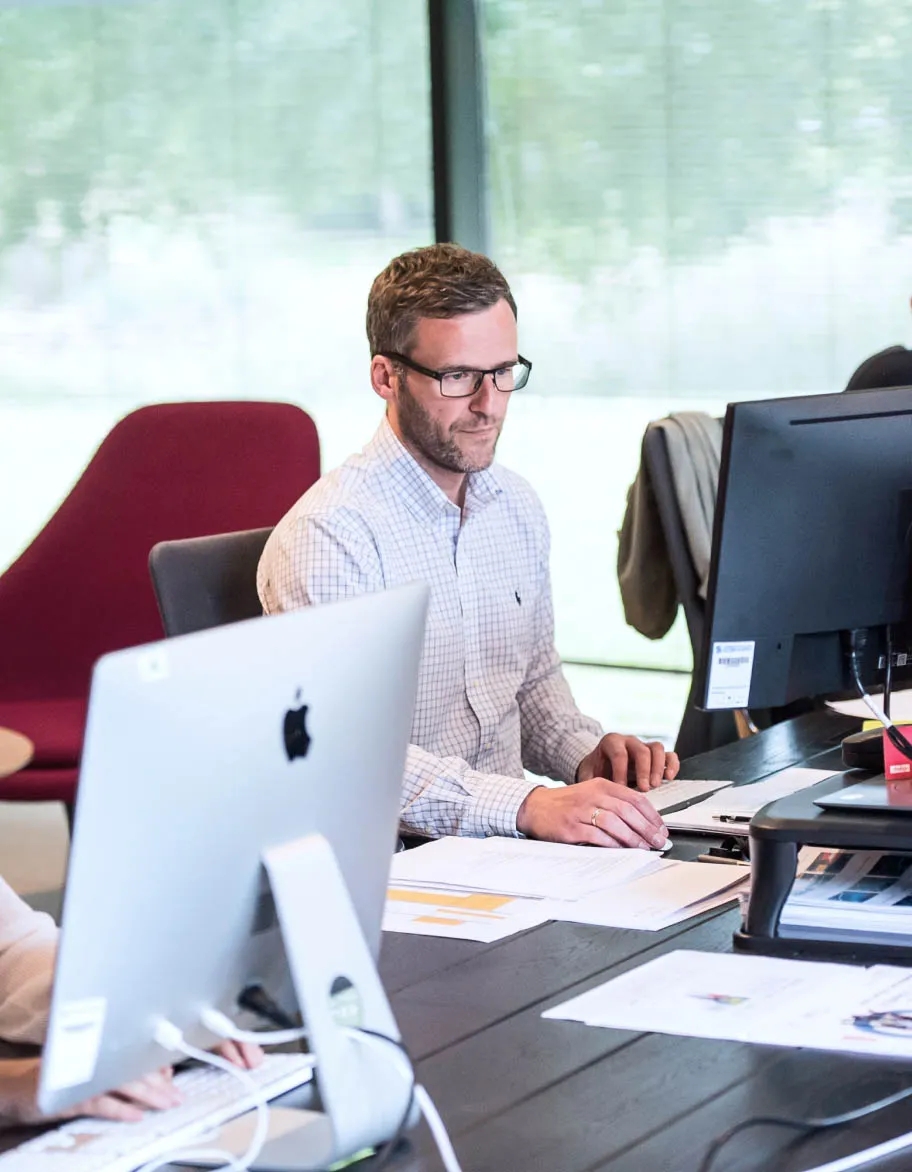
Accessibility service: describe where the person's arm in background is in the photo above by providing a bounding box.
[0,878,58,1047]
[0,879,262,1126]
[0,1060,181,1125]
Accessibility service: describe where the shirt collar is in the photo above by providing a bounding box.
[367,417,504,524]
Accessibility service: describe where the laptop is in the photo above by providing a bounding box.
[814,778,912,814]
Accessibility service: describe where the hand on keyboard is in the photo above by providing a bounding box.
[0,1052,316,1172]
[213,1040,264,1073]
[0,1059,179,1126]
[0,1043,263,1127]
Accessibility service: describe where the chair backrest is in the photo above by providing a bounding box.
[149,528,272,637]
[0,401,319,700]
[641,425,736,759]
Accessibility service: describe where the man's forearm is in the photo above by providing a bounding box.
[402,744,540,838]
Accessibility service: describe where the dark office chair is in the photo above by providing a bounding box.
[149,527,273,637]
[641,426,739,759]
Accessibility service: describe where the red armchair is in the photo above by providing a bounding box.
[0,401,320,805]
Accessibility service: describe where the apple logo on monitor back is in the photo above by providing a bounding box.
[283,690,311,762]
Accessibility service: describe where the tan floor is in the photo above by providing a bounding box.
[0,801,69,896]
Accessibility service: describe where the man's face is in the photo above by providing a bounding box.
[391,298,517,475]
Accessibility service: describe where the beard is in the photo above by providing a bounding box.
[396,377,501,474]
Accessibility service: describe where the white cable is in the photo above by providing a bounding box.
[342,1027,464,1172]
[856,688,896,729]
[413,1085,464,1172]
[134,1019,271,1172]
[202,1010,463,1172]
[201,1006,309,1047]
[799,1127,912,1172]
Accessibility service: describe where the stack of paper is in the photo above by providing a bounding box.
[385,836,748,941]
[543,948,912,1060]
[663,767,837,833]
[554,860,748,931]
[389,836,662,900]
[780,848,912,946]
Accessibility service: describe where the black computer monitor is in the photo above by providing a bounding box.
[697,386,912,712]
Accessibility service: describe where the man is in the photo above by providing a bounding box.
[0,875,260,1124]
[258,244,678,849]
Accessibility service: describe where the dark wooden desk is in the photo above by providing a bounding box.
[373,711,912,1172]
[6,710,910,1171]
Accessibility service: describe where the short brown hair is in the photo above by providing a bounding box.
[366,243,517,357]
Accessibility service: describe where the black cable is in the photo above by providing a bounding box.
[237,989,417,1167]
[697,1082,912,1172]
[237,983,300,1030]
[355,1027,416,1171]
[884,626,894,721]
[848,631,912,763]
[698,1114,812,1172]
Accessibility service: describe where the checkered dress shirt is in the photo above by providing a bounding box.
[257,417,603,838]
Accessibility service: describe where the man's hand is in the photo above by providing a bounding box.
[516,778,669,849]
[577,734,679,791]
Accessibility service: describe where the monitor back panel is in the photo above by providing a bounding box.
[40,584,428,1112]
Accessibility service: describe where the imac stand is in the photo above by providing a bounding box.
[188,834,414,1171]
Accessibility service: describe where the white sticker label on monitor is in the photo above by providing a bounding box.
[43,997,107,1091]
[706,641,755,709]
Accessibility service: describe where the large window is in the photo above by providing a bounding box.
[481,0,912,671]
[0,0,432,569]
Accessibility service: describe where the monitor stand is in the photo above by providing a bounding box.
[184,834,414,1171]
[734,772,912,964]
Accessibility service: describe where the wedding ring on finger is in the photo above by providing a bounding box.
[590,807,602,829]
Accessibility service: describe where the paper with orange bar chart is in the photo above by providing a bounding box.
[383,884,550,942]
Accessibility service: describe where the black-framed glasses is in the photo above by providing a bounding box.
[380,351,532,398]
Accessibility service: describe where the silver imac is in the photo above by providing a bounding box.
[38,583,428,1118]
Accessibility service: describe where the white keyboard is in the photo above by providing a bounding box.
[0,1052,315,1172]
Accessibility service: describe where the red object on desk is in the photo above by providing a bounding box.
[883,723,912,790]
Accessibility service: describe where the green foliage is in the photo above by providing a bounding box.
[0,0,431,251]
[483,0,912,278]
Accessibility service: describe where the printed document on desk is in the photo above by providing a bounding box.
[550,860,748,931]
[388,836,662,902]
[663,767,837,833]
[543,949,912,1060]
[383,885,549,942]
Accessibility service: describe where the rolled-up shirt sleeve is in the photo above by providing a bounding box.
[402,744,540,838]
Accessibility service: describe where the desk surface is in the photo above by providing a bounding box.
[7,710,911,1172]
[372,710,912,1172]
